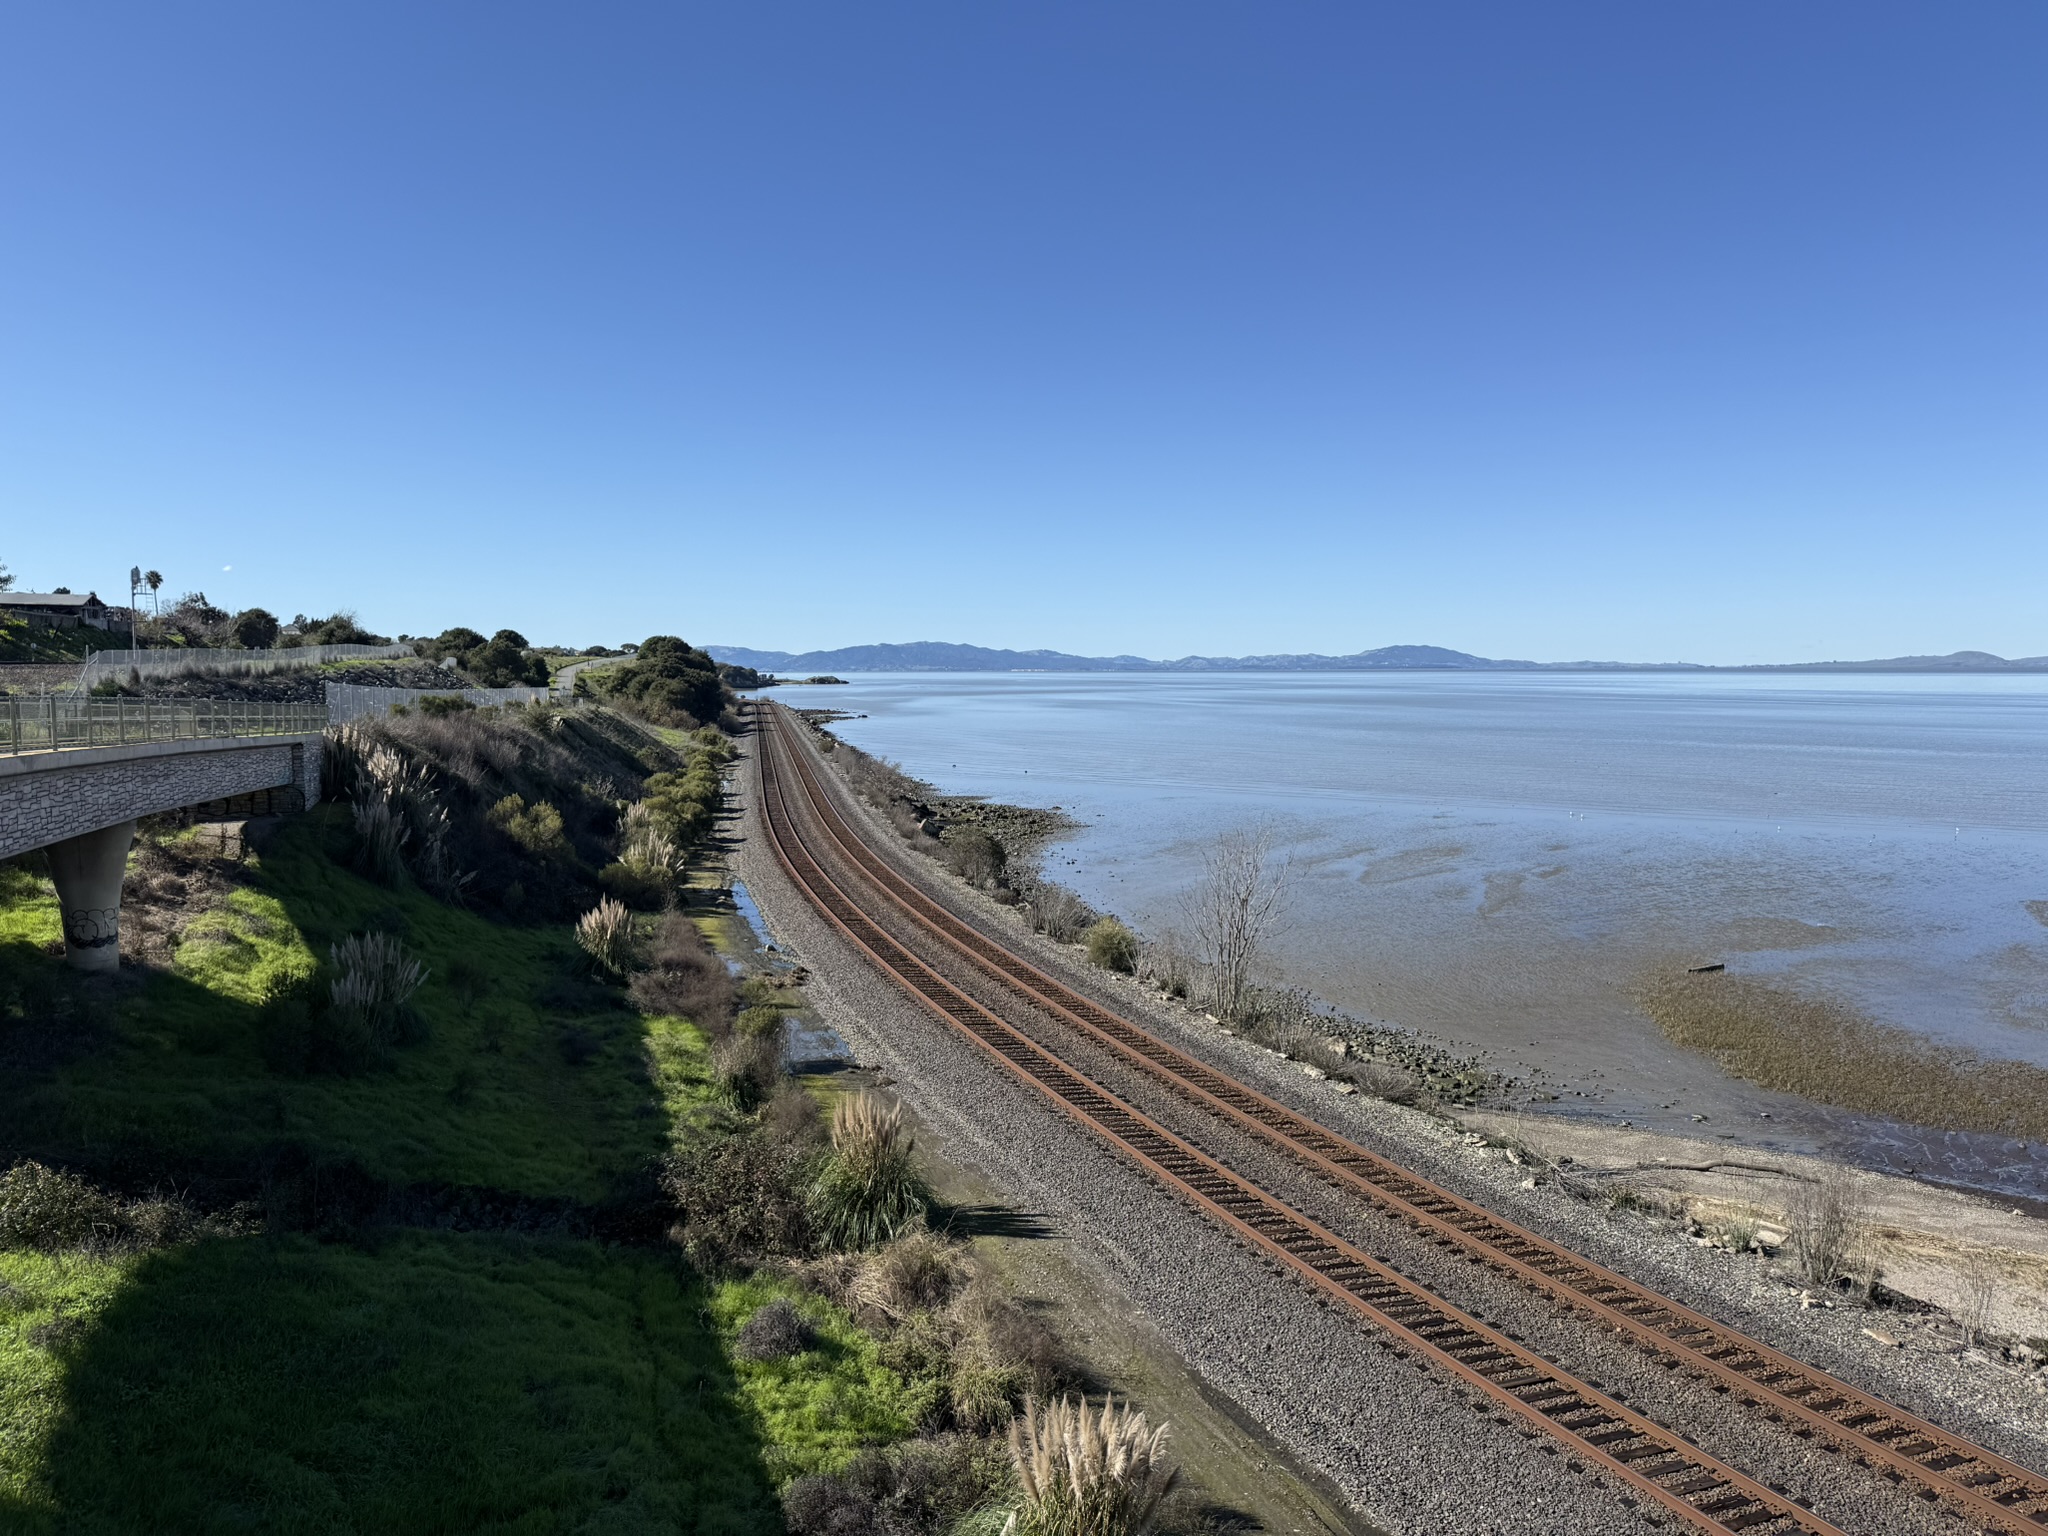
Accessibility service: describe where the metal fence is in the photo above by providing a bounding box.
[1,695,330,756]
[74,643,413,692]
[324,681,556,723]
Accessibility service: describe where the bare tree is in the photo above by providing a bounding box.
[1182,822,1292,1023]
[1958,1258,2000,1350]
[1788,1165,1865,1286]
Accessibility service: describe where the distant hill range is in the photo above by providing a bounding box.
[706,641,2048,675]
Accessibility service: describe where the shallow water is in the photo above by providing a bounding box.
[731,878,851,1065]
[778,672,2048,1199]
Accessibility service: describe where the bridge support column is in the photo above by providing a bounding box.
[46,820,136,972]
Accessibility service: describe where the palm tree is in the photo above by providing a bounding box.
[144,570,163,614]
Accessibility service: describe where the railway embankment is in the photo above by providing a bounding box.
[747,700,2048,1536]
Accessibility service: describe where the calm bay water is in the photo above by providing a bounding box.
[784,671,2048,1198]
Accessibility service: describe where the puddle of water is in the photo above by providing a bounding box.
[731,880,776,951]
[787,1014,854,1071]
[731,879,854,1067]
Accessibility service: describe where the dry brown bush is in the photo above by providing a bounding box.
[763,1080,826,1144]
[1029,885,1095,944]
[627,912,736,1030]
[1347,1059,1425,1105]
[712,1030,784,1111]
[1182,824,1290,1023]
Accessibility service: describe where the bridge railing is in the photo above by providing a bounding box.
[2,696,330,756]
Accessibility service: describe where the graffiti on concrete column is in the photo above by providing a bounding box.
[62,906,120,949]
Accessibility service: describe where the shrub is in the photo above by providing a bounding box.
[954,1270,1066,1400]
[944,828,1007,888]
[489,794,573,865]
[643,762,724,845]
[1031,886,1095,944]
[230,607,280,649]
[786,1439,1011,1536]
[1789,1167,1865,1285]
[737,1004,785,1039]
[592,635,728,727]
[298,610,389,646]
[466,629,550,687]
[764,1080,826,1144]
[1084,918,1137,974]
[812,1093,932,1251]
[599,859,671,911]
[1006,1396,1180,1536]
[711,1031,783,1111]
[781,1475,876,1536]
[575,896,637,976]
[0,1161,126,1250]
[735,1297,815,1360]
[416,693,474,717]
[327,932,429,1060]
[626,911,735,1026]
[663,1135,820,1268]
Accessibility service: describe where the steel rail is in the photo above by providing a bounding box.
[754,703,1842,1536]
[764,701,2048,1535]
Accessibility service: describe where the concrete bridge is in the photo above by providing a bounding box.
[2,699,326,970]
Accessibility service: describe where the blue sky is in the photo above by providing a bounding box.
[2,4,2042,664]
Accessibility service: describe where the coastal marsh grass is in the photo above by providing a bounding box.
[1640,971,2048,1142]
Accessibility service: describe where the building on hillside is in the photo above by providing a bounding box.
[0,591,115,630]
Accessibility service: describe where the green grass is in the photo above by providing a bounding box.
[0,1232,780,1535]
[3,810,714,1199]
[710,1276,919,1483]
[0,1248,138,1513]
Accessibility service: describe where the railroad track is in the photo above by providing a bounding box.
[756,703,2048,1536]
[756,702,1860,1536]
